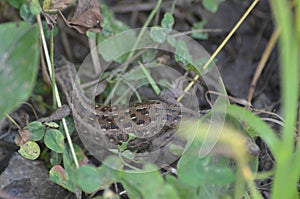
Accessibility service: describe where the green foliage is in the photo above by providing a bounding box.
[117,133,136,152]
[29,0,42,15]
[202,0,225,13]
[150,27,167,43]
[7,0,26,8]
[120,164,180,199]
[24,121,45,141]
[49,165,76,193]
[50,151,63,166]
[178,151,234,187]
[0,22,39,121]
[191,20,209,40]
[73,165,103,193]
[97,29,136,63]
[100,3,130,36]
[268,0,300,198]
[44,129,65,153]
[59,116,74,136]
[175,40,193,65]
[161,12,175,30]
[18,141,40,160]
[20,3,36,23]
[142,49,157,63]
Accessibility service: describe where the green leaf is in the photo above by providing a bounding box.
[150,26,166,43]
[30,0,42,15]
[97,29,136,63]
[44,129,65,153]
[165,175,199,199]
[73,144,88,165]
[18,141,40,160]
[121,164,180,199]
[102,156,123,170]
[226,105,279,156]
[142,49,157,63]
[63,145,77,175]
[191,20,209,40]
[7,0,27,8]
[0,22,39,120]
[161,12,174,30]
[166,35,177,47]
[94,157,120,186]
[99,3,130,37]
[45,121,60,128]
[49,165,76,193]
[50,151,63,166]
[202,0,224,13]
[24,121,45,141]
[20,3,36,24]
[59,116,74,136]
[178,145,234,188]
[73,165,103,193]
[175,40,193,65]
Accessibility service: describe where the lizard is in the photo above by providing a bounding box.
[42,60,259,159]
[53,61,191,153]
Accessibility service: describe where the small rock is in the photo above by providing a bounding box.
[0,154,72,199]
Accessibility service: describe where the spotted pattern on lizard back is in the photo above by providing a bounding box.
[55,62,184,152]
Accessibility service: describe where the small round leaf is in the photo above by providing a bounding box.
[49,165,76,193]
[44,129,65,153]
[18,141,40,160]
[161,12,174,30]
[24,121,45,141]
[73,165,103,193]
[150,27,166,43]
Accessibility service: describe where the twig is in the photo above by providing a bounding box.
[5,114,21,130]
[171,28,223,37]
[206,91,252,107]
[21,102,38,120]
[251,108,284,122]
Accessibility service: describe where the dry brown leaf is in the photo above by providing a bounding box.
[60,0,102,34]
[15,129,31,146]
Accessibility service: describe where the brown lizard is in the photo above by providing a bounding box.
[50,60,259,159]
[54,61,189,153]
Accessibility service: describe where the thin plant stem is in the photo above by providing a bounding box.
[126,0,163,69]
[246,27,280,108]
[50,30,57,108]
[139,62,161,95]
[36,14,79,168]
[170,0,177,14]
[5,114,21,130]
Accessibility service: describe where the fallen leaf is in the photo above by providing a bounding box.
[60,0,102,34]
[15,129,31,146]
